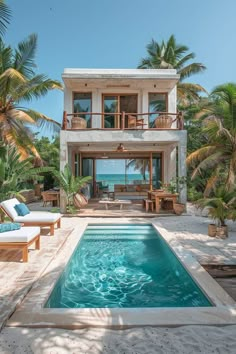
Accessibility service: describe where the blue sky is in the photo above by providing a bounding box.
[5,0,236,130]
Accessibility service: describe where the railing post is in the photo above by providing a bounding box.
[62,111,67,130]
[178,111,184,130]
[121,111,125,130]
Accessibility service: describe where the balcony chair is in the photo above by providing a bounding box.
[0,198,61,236]
[128,115,145,129]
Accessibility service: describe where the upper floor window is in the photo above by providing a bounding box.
[148,93,167,127]
[73,93,92,128]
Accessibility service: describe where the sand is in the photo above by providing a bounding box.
[0,325,236,353]
[0,207,236,353]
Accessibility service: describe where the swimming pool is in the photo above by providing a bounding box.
[45,224,212,308]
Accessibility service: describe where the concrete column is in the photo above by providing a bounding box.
[60,135,68,213]
[92,89,101,128]
[178,142,187,203]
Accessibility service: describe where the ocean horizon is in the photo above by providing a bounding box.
[96,173,150,190]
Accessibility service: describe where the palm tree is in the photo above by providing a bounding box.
[138,35,206,104]
[0,0,10,37]
[0,33,63,160]
[127,159,149,181]
[187,83,236,193]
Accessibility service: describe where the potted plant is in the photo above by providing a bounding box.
[195,186,236,238]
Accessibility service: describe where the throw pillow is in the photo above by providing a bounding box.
[0,223,21,233]
[14,203,30,216]
[126,185,135,192]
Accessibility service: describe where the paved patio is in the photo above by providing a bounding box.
[0,209,236,352]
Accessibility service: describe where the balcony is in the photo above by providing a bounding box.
[62,111,184,131]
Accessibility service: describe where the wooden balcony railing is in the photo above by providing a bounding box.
[61,111,184,130]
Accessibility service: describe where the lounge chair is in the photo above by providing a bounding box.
[0,226,40,262]
[0,198,61,236]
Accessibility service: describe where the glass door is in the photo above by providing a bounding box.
[103,94,138,128]
[103,95,119,128]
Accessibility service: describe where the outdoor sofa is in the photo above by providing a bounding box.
[114,184,149,200]
[0,198,61,236]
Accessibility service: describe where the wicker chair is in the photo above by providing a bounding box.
[42,191,58,207]
[154,115,173,128]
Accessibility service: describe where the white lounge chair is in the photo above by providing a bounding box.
[0,226,40,262]
[0,198,61,236]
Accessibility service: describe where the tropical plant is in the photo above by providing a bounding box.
[160,176,187,194]
[34,135,60,189]
[195,185,236,227]
[0,0,10,37]
[0,143,55,203]
[52,164,92,212]
[0,33,63,160]
[187,83,236,194]
[138,35,206,104]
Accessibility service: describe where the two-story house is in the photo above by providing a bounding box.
[60,68,187,211]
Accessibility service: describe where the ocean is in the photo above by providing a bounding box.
[96,174,149,191]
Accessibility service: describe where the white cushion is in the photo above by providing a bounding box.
[14,212,61,223]
[0,227,40,243]
[0,198,20,220]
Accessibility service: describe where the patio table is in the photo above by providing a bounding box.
[148,191,178,213]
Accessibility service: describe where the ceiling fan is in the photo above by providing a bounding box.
[116,143,128,152]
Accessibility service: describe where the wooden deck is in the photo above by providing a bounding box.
[203,265,236,301]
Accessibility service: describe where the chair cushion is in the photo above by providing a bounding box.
[126,185,135,192]
[0,223,21,233]
[14,212,61,223]
[14,203,30,216]
[0,226,40,243]
[0,198,20,220]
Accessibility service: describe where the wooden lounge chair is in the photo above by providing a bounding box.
[0,198,61,236]
[0,226,40,262]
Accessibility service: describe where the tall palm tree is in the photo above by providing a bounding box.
[0,33,63,160]
[138,35,206,104]
[187,83,236,193]
[0,0,10,37]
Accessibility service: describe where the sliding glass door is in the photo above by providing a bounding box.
[103,94,137,128]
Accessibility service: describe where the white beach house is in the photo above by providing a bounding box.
[60,68,187,210]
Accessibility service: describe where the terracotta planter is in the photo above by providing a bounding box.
[208,224,217,237]
[216,225,228,238]
[208,224,228,238]
[155,115,173,128]
[173,203,185,215]
[71,116,87,129]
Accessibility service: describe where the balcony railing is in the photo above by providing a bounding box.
[61,111,184,130]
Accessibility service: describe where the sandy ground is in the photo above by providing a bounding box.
[1,326,236,354]
[0,204,236,353]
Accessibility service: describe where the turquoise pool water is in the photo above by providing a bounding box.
[45,224,212,308]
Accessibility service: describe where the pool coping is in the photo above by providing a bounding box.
[7,219,236,328]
